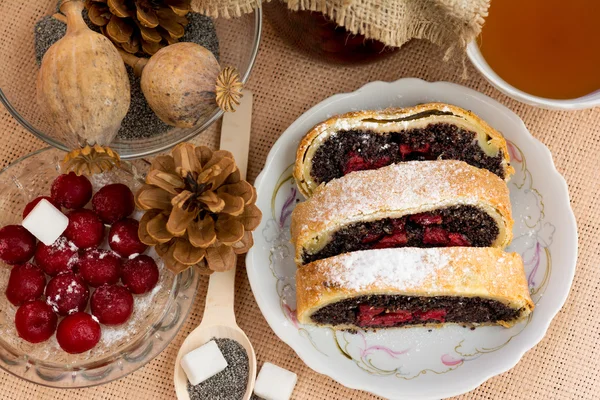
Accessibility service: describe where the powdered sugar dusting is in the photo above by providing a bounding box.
[100,279,163,347]
[305,161,485,225]
[324,248,448,291]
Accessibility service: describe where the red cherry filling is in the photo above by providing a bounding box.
[23,196,60,218]
[399,143,431,159]
[121,255,159,294]
[92,184,135,224]
[422,226,450,245]
[15,300,57,343]
[50,172,93,209]
[56,312,101,354]
[409,213,442,225]
[371,232,407,249]
[34,236,78,276]
[414,309,447,322]
[45,273,90,316]
[357,305,413,327]
[108,219,148,257]
[5,263,46,306]
[0,225,36,265]
[64,209,105,249]
[359,212,472,250]
[91,285,134,325]
[343,151,392,174]
[77,249,121,287]
[357,305,447,327]
[448,233,471,247]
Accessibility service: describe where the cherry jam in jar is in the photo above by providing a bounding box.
[265,2,398,64]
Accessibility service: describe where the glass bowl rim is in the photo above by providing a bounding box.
[0,9,263,160]
[0,147,200,388]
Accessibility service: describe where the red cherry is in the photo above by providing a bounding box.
[409,213,443,225]
[399,143,431,159]
[64,209,105,249]
[45,273,90,316]
[56,312,101,354]
[357,305,413,327]
[91,285,134,325]
[422,227,450,245]
[0,225,36,265]
[108,219,147,257]
[15,300,57,343]
[371,231,408,249]
[369,310,413,326]
[360,232,383,244]
[34,236,78,276]
[358,305,385,318]
[343,152,369,174]
[370,155,392,169]
[23,196,60,218]
[415,309,447,322]
[121,255,159,294]
[77,249,121,287]
[448,233,471,247]
[92,184,135,224]
[5,263,46,306]
[50,172,93,209]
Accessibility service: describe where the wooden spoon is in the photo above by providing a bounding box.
[173,91,256,400]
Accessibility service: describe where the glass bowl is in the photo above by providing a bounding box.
[0,1,262,160]
[0,147,199,388]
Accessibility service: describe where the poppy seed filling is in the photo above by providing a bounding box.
[301,205,499,265]
[310,123,505,184]
[310,295,522,328]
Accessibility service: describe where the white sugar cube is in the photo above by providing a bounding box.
[22,199,68,246]
[254,362,297,400]
[181,340,228,386]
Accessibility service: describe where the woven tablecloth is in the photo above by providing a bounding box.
[1,16,599,400]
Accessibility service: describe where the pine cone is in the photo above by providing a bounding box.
[84,0,191,56]
[136,143,261,274]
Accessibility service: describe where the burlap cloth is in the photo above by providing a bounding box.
[0,17,599,400]
[192,0,489,57]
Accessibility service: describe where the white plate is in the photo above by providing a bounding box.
[246,79,577,399]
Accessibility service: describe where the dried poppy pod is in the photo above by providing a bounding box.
[37,0,130,174]
[119,43,243,128]
[136,143,261,274]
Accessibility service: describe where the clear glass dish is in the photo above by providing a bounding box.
[0,147,199,388]
[0,1,262,159]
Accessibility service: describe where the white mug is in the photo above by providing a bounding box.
[467,42,600,110]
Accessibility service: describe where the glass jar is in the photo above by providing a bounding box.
[265,1,397,64]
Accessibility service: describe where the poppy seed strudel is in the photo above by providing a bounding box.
[296,247,534,329]
[291,160,513,265]
[294,103,514,198]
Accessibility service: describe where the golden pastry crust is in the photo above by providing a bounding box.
[296,247,534,329]
[294,102,515,198]
[291,160,513,264]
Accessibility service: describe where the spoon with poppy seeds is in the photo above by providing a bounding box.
[174,91,257,400]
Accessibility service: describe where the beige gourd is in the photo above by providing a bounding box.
[119,42,243,128]
[37,0,130,174]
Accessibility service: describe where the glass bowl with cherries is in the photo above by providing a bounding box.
[0,147,199,388]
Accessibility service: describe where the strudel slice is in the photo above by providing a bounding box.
[296,247,534,329]
[294,103,514,198]
[291,161,513,265]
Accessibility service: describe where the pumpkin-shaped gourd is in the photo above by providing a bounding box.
[36,0,130,150]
